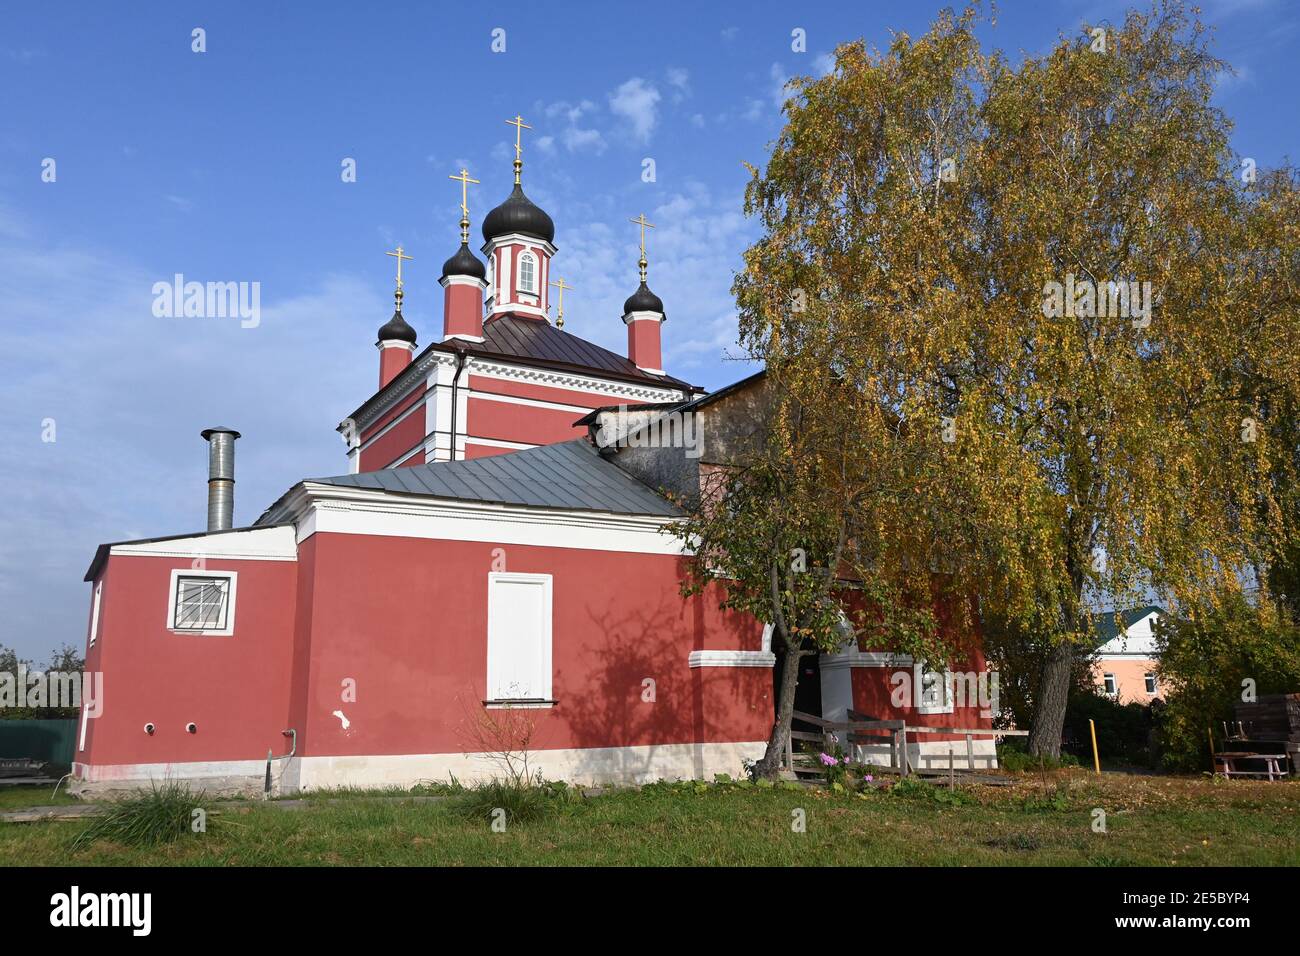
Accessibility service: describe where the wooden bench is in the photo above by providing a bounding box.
[1214,751,1290,781]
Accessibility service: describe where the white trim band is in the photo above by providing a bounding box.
[688,650,776,668]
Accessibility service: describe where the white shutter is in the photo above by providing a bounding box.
[486,573,552,701]
[89,581,103,647]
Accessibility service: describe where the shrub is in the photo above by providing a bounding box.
[71,779,212,851]
[998,738,1078,772]
[1063,690,1155,766]
[452,777,569,825]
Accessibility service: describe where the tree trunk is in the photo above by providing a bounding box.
[1027,639,1073,758]
[752,645,804,780]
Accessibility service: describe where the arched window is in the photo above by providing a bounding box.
[518,252,537,294]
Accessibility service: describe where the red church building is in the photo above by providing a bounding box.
[72,123,995,796]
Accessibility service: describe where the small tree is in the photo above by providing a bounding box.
[669,376,960,780]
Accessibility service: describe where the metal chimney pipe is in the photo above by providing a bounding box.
[200,426,241,532]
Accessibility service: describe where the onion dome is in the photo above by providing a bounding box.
[623,281,665,317]
[377,309,417,344]
[441,242,487,281]
[482,184,555,244]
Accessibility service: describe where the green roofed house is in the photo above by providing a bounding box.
[1090,605,1165,704]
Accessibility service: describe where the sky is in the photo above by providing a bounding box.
[0,0,1296,662]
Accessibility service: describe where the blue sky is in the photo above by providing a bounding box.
[0,0,1296,661]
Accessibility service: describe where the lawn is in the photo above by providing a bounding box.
[1,770,1297,866]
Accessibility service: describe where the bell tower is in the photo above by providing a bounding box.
[482,115,556,322]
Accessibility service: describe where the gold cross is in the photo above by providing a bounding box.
[448,168,480,241]
[549,277,573,329]
[385,245,413,290]
[505,114,531,183]
[629,213,655,280]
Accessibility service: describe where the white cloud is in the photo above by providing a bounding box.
[1214,65,1253,92]
[608,77,661,143]
[538,99,606,154]
[769,62,792,107]
[666,67,690,103]
[564,127,605,153]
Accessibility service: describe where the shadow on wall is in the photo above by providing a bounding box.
[558,591,770,782]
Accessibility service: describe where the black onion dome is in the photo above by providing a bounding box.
[481,184,555,243]
[623,281,665,317]
[441,242,487,281]
[377,310,417,344]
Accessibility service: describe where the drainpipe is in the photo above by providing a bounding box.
[263,729,298,798]
[448,348,467,462]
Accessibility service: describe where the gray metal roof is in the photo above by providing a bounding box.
[295,438,684,518]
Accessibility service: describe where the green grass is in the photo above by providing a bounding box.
[1,770,1296,866]
[0,783,80,810]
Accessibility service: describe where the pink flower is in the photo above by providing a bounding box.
[864,774,874,783]
[818,752,838,766]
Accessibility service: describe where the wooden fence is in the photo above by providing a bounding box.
[785,710,1028,778]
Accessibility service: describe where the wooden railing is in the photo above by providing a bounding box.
[785,709,1029,777]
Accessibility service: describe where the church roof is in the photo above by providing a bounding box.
[284,438,684,518]
[464,315,692,387]
[347,316,698,429]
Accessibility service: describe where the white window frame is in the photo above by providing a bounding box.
[1102,672,1117,696]
[166,568,238,636]
[517,251,537,295]
[485,571,553,706]
[1144,672,1158,695]
[88,580,104,647]
[915,664,954,715]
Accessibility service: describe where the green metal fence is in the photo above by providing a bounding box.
[0,719,78,766]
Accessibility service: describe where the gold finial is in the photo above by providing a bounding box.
[505,114,531,184]
[448,167,480,244]
[629,213,655,283]
[385,245,413,311]
[549,277,573,329]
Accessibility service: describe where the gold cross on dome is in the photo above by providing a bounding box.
[629,213,655,281]
[549,276,573,328]
[385,245,413,290]
[505,114,531,182]
[448,168,480,241]
[449,168,479,220]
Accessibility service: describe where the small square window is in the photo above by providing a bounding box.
[1102,673,1117,696]
[167,569,237,636]
[1144,673,1157,695]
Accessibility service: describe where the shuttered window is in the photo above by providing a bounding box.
[486,573,552,703]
